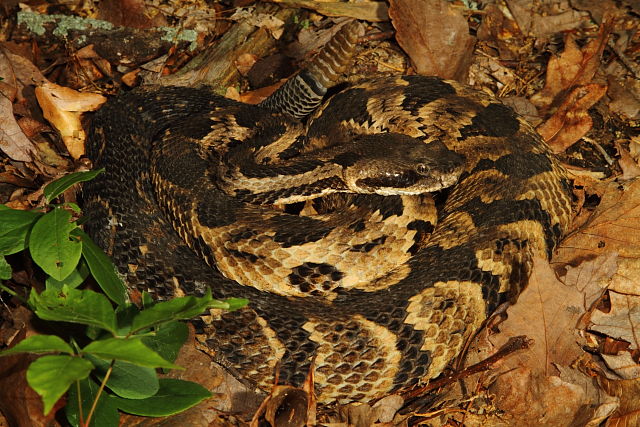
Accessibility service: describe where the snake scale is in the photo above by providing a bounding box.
[83,22,572,403]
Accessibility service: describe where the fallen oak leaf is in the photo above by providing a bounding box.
[482,256,615,425]
[34,83,106,159]
[490,256,611,375]
[555,178,640,261]
[536,83,607,153]
[531,21,611,111]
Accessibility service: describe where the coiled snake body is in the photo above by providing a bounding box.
[84,23,572,403]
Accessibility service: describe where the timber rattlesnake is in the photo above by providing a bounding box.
[84,22,572,403]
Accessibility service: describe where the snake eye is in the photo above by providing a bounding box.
[416,163,430,175]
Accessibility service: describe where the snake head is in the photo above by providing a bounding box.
[342,134,465,195]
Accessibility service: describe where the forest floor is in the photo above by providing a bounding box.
[0,0,639,425]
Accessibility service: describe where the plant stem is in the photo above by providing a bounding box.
[84,360,115,425]
[0,282,26,303]
[76,381,85,427]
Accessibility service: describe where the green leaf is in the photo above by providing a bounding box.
[29,287,117,334]
[65,202,82,214]
[44,169,104,203]
[0,335,73,356]
[45,260,90,290]
[141,291,154,307]
[66,376,120,427]
[74,229,126,306]
[29,208,82,281]
[113,378,211,416]
[0,256,10,280]
[82,337,181,369]
[141,321,188,364]
[26,355,94,415]
[130,292,214,332]
[0,208,42,255]
[86,354,159,399]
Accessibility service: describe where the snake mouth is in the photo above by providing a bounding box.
[355,168,460,195]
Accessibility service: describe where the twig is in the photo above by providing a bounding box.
[402,335,532,399]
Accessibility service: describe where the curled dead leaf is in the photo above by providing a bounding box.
[598,374,640,425]
[35,83,107,159]
[251,385,309,427]
[601,352,640,380]
[616,142,640,180]
[590,291,640,350]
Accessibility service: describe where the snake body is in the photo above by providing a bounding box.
[84,23,572,403]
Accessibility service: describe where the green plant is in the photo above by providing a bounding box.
[0,170,247,426]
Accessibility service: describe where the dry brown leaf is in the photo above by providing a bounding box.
[0,307,61,427]
[506,0,589,37]
[337,402,376,426]
[598,374,640,425]
[602,352,640,380]
[0,48,46,164]
[590,291,640,350]
[34,82,106,159]
[371,395,404,423]
[608,257,640,296]
[488,366,599,426]
[239,81,284,105]
[616,142,640,180]
[531,23,610,111]
[250,385,309,427]
[631,136,640,162]
[230,8,285,39]
[475,4,524,61]
[481,254,618,425]
[571,0,620,24]
[0,96,38,162]
[536,83,608,153]
[562,251,617,316]
[528,20,611,149]
[556,178,640,262]
[388,0,474,79]
[224,86,241,102]
[235,53,258,76]
[97,0,160,29]
[492,256,609,374]
[607,77,640,120]
[0,47,48,90]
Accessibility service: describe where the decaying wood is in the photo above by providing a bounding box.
[160,4,296,89]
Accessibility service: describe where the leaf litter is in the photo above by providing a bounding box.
[1,0,640,425]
